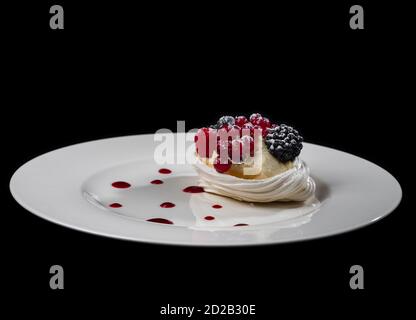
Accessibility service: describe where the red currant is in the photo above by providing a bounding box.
[249,113,262,125]
[213,156,232,173]
[235,116,248,127]
[241,122,253,136]
[258,117,271,129]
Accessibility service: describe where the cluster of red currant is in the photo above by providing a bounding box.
[195,114,275,173]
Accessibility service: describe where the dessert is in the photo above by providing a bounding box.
[193,114,316,202]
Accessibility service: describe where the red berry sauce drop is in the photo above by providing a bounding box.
[234,223,249,227]
[204,215,215,221]
[213,157,232,173]
[109,203,122,208]
[212,204,222,209]
[147,218,174,225]
[183,186,205,193]
[151,179,164,184]
[112,181,131,189]
[159,168,172,174]
[160,202,175,208]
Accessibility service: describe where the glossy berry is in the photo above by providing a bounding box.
[249,113,262,125]
[213,156,232,173]
[235,116,248,127]
[240,123,252,137]
[264,124,303,162]
[217,116,235,128]
[258,117,271,130]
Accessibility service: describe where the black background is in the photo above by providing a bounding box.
[2,1,414,318]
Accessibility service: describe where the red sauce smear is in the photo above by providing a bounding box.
[111,181,131,189]
[212,204,222,209]
[183,186,204,193]
[151,179,164,184]
[109,203,122,208]
[160,202,175,208]
[204,216,215,221]
[147,218,174,225]
[159,168,172,174]
[234,223,249,227]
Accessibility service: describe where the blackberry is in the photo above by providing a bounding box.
[264,124,303,162]
[217,115,235,128]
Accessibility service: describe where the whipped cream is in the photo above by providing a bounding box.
[193,157,316,202]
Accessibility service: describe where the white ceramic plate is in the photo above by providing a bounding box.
[10,134,402,246]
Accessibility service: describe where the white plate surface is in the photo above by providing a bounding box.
[10,134,402,246]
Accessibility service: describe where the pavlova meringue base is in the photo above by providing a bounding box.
[193,157,316,202]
